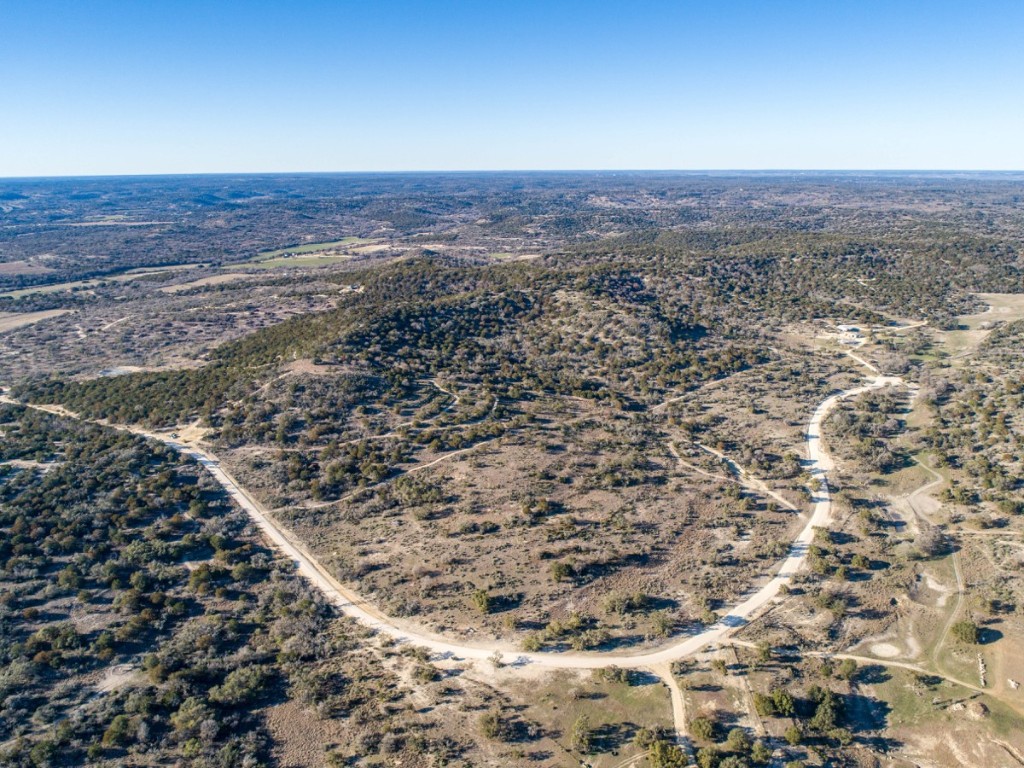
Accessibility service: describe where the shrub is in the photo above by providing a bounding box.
[209,665,269,705]
[479,709,511,741]
[102,715,134,747]
[725,726,750,753]
[649,739,688,767]
[836,658,858,680]
[596,666,633,685]
[471,588,492,614]
[690,716,716,742]
[951,620,980,644]
[571,714,593,753]
[751,740,772,764]
[521,633,543,652]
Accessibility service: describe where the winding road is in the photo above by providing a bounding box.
[0,363,907,749]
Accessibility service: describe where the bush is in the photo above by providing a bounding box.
[412,664,440,683]
[550,561,574,582]
[690,716,716,742]
[479,709,512,741]
[836,658,858,680]
[171,697,214,737]
[102,714,134,747]
[209,665,269,705]
[725,726,750,753]
[471,588,493,614]
[571,714,593,753]
[951,620,980,644]
[649,738,688,767]
[521,633,543,652]
[751,740,772,764]
[596,665,633,685]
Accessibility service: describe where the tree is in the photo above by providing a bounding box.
[649,739,688,768]
[690,716,716,742]
[810,688,841,732]
[753,692,775,717]
[209,665,268,705]
[550,561,573,582]
[479,709,510,741]
[649,610,673,638]
[571,714,593,753]
[783,725,803,746]
[836,658,858,680]
[171,697,213,737]
[751,740,772,764]
[471,588,493,614]
[829,726,854,746]
[771,688,796,717]
[103,714,134,747]
[951,620,980,644]
[725,727,750,753]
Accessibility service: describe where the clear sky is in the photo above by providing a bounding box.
[2,0,1023,176]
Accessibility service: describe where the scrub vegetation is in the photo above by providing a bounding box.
[2,172,1024,767]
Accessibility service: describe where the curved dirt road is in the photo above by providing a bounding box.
[2,371,905,671]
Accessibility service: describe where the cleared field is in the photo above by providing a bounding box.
[0,259,54,275]
[506,668,673,766]
[350,243,392,254]
[159,273,249,293]
[241,254,354,269]
[223,237,384,270]
[0,264,199,298]
[65,220,171,227]
[975,292,1024,316]
[0,309,71,333]
[941,293,1024,358]
[254,237,378,259]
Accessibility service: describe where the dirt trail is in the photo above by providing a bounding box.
[902,457,967,679]
[651,663,695,761]
[0,370,904,666]
[728,639,987,695]
[0,364,909,749]
[694,442,799,512]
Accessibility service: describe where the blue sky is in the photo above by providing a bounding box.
[2,0,1023,175]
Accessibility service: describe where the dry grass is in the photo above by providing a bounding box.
[159,273,249,293]
[0,259,54,275]
[0,309,71,333]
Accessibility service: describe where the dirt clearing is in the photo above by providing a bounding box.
[160,273,249,292]
[0,309,71,333]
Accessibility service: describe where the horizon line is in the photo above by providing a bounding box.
[4,168,1024,182]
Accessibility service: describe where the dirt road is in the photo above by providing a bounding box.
[0,366,908,750]
[0,371,905,669]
